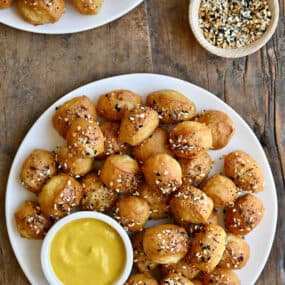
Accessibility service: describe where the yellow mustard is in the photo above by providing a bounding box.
[50,218,126,285]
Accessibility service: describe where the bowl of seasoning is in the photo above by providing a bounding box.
[189,0,279,58]
[41,211,133,285]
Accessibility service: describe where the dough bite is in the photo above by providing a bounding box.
[70,0,103,15]
[196,110,235,149]
[146,89,196,124]
[142,153,182,195]
[100,154,142,194]
[202,269,240,285]
[224,150,264,193]
[96,89,142,121]
[80,173,118,212]
[190,224,226,272]
[115,196,150,232]
[0,0,13,9]
[160,273,194,285]
[143,224,189,264]
[38,174,83,219]
[125,274,158,285]
[133,127,171,163]
[179,152,212,186]
[170,185,214,224]
[15,201,52,239]
[52,96,97,138]
[20,149,57,195]
[119,105,159,146]
[202,174,238,208]
[169,121,212,159]
[224,194,264,235]
[66,118,104,158]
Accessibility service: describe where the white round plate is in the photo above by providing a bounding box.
[6,73,277,285]
[0,0,143,34]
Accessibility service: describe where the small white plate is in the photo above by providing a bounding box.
[0,0,143,34]
[6,73,277,285]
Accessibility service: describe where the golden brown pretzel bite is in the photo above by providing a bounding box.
[179,152,212,187]
[190,224,226,272]
[96,89,142,121]
[143,224,189,264]
[202,269,240,285]
[125,273,158,285]
[80,173,118,212]
[196,110,235,149]
[133,127,171,163]
[52,96,97,138]
[224,194,264,235]
[38,174,83,219]
[15,201,52,239]
[0,0,13,9]
[170,185,214,224]
[66,118,104,158]
[70,0,103,15]
[142,153,182,195]
[119,105,159,146]
[160,273,194,285]
[202,174,238,208]
[146,90,196,124]
[169,121,212,159]
[20,149,57,195]
[224,150,264,193]
[100,154,142,194]
[115,196,150,232]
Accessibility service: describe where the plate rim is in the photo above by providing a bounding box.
[5,73,278,285]
[0,0,144,35]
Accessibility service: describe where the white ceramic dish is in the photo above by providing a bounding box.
[6,73,277,285]
[41,211,133,285]
[0,0,143,34]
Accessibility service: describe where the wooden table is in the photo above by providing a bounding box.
[0,1,284,284]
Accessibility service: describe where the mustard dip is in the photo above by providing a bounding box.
[50,218,126,285]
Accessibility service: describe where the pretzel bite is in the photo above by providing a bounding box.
[196,110,235,149]
[185,209,219,236]
[169,121,212,159]
[38,174,83,219]
[20,149,57,195]
[191,281,202,285]
[160,273,194,285]
[119,105,159,146]
[218,234,250,269]
[70,0,103,15]
[0,0,13,9]
[146,90,196,124]
[170,185,214,224]
[202,174,238,208]
[224,151,264,193]
[160,252,200,280]
[17,0,64,25]
[190,224,226,272]
[224,194,264,235]
[14,201,52,239]
[137,183,169,219]
[132,231,158,273]
[143,224,189,264]
[96,90,142,121]
[202,269,240,285]
[142,153,182,195]
[133,128,171,163]
[52,96,97,138]
[56,146,93,177]
[115,196,150,232]
[100,121,128,157]
[80,173,118,212]
[100,154,142,194]
[66,118,104,158]
[179,152,212,186]
[125,273,158,285]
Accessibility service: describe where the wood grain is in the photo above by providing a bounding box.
[0,0,284,284]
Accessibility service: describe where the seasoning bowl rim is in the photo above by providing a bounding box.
[41,211,133,285]
[189,0,280,58]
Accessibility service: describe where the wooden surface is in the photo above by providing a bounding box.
[0,0,284,284]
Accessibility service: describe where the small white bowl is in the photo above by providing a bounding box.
[189,0,279,58]
[41,211,133,285]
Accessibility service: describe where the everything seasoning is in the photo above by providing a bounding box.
[199,0,272,48]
